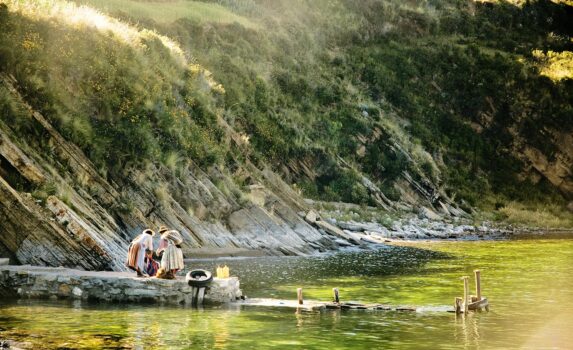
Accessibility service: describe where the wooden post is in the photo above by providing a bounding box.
[297,288,303,305]
[333,288,340,303]
[474,270,481,301]
[191,286,197,306]
[462,276,469,314]
[197,287,206,305]
[454,297,462,314]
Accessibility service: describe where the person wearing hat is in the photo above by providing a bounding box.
[155,226,170,259]
[126,229,155,277]
[157,230,184,279]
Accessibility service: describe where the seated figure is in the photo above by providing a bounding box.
[144,249,159,277]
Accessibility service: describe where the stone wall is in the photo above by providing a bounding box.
[0,265,242,305]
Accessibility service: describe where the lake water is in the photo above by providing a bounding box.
[1,236,572,349]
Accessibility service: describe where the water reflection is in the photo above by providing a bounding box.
[1,238,573,349]
[454,312,481,349]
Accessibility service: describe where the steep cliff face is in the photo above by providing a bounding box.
[512,130,573,199]
[0,74,335,269]
[0,70,471,270]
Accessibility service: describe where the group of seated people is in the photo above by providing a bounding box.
[126,226,184,279]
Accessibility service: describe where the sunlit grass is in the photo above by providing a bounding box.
[4,0,186,64]
[2,0,230,177]
[476,0,573,5]
[71,0,257,28]
[532,49,573,81]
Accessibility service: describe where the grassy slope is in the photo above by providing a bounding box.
[74,0,256,27]
[0,0,227,176]
[1,0,572,228]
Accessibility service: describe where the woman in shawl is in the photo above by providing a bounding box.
[126,229,155,277]
[157,230,184,279]
[155,226,170,259]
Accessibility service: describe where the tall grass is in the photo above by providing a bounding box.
[72,0,256,27]
[4,0,186,62]
[500,202,573,229]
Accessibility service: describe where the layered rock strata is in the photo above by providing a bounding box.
[0,75,337,269]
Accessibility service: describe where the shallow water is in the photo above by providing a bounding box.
[1,236,572,349]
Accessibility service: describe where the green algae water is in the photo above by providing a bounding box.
[1,236,572,349]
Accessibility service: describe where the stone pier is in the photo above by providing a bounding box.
[0,265,242,305]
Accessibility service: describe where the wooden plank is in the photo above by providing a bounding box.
[238,298,324,311]
[468,297,488,311]
[373,305,392,311]
[395,307,416,312]
[191,286,198,306]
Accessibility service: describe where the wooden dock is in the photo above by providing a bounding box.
[235,270,489,314]
[0,264,489,314]
[454,270,489,314]
[235,298,420,312]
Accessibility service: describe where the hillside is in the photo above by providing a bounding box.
[71,0,573,216]
[0,0,572,268]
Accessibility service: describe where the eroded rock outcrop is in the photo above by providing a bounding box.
[0,75,338,270]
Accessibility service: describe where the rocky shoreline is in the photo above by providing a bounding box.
[305,215,510,248]
[298,205,573,250]
[333,217,510,243]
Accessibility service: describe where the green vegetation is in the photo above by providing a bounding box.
[74,0,257,28]
[0,0,571,226]
[498,201,573,228]
[0,0,227,177]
